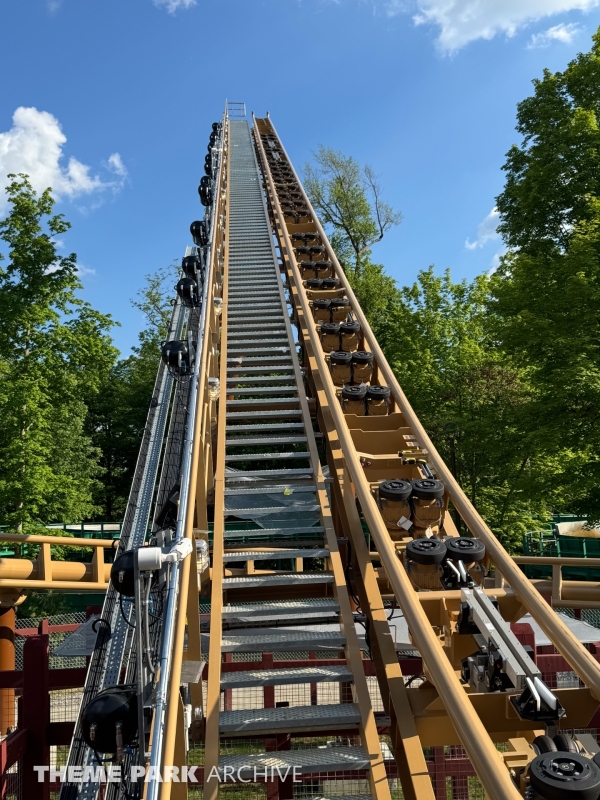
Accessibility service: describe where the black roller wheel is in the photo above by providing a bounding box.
[379,479,412,502]
[411,478,444,500]
[445,537,486,563]
[110,550,136,597]
[406,537,447,566]
[533,735,558,755]
[529,752,600,800]
[554,734,579,753]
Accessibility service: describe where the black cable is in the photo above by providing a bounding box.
[91,617,111,635]
[119,594,135,629]
[343,539,362,612]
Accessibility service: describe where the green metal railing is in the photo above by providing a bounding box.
[522,520,600,580]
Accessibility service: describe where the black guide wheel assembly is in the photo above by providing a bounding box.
[406,537,447,566]
[445,536,486,563]
[529,751,600,799]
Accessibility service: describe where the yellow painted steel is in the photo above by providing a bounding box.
[257,114,600,703]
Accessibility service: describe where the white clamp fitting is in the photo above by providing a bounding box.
[137,538,193,572]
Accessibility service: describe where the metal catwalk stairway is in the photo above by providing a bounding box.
[202,120,391,800]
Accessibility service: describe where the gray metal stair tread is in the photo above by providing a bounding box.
[226,298,285,310]
[224,524,323,538]
[229,280,278,285]
[225,422,305,431]
[228,299,282,304]
[227,346,290,354]
[226,375,296,384]
[219,703,360,734]
[228,323,287,329]
[225,388,298,396]
[226,411,303,419]
[225,451,310,461]
[229,290,281,296]
[226,436,307,445]
[225,504,319,514]
[228,332,287,339]
[226,357,293,365]
[222,572,333,588]
[226,366,294,373]
[222,598,338,618]
[225,469,313,481]
[228,308,284,315]
[202,629,345,653]
[218,746,370,775]
[223,549,329,561]
[224,484,314,494]
[220,665,353,689]
[227,332,287,339]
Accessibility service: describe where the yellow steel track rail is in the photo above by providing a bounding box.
[253,114,523,800]
[253,114,600,698]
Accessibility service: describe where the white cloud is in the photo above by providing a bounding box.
[489,247,507,273]
[153,0,196,12]
[45,261,95,277]
[75,263,95,277]
[465,207,500,250]
[0,107,126,216]
[47,0,62,11]
[107,152,127,177]
[528,22,580,47]
[383,0,407,16]
[410,0,599,53]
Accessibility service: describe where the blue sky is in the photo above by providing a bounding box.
[1,0,599,354]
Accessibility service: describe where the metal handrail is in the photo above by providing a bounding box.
[145,113,226,800]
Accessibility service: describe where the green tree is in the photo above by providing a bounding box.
[88,265,178,519]
[497,28,600,254]
[303,147,402,322]
[304,148,548,549]
[493,28,600,523]
[391,268,550,550]
[0,175,117,531]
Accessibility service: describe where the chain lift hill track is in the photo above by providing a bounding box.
[4,103,600,800]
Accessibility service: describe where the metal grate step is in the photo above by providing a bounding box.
[225,388,298,397]
[224,451,310,461]
[224,525,322,540]
[226,366,294,374]
[226,357,294,366]
[226,436,307,445]
[220,665,353,689]
[227,346,290,354]
[223,549,329,562]
[222,572,333,589]
[227,327,287,335]
[224,483,314,494]
[219,703,360,734]
[205,629,344,653]
[225,503,319,514]
[218,746,370,777]
[228,333,288,342]
[224,467,313,478]
[226,378,297,386]
[222,598,338,618]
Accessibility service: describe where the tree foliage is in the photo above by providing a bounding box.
[303,146,549,550]
[87,265,178,519]
[492,28,600,524]
[0,176,117,531]
[497,30,600,254]
[393,268,553,550]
